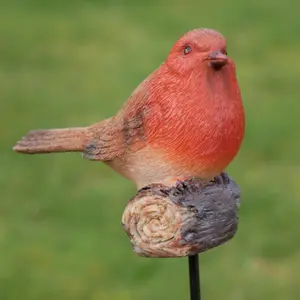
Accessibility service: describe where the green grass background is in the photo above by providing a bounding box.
[1,1,300,299]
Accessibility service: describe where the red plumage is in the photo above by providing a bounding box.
[13,28,245,189]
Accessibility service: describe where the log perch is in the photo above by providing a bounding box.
[122,173,241,258]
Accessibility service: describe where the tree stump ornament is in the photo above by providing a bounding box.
[122,172,241,258]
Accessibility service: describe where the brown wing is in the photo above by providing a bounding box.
[83,113,146,161]
[83,83,161,162]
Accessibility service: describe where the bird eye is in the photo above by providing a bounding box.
[183,45,192,55]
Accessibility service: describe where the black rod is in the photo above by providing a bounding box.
[188,254,201,300]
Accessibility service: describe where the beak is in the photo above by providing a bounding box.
[208,51,228,70]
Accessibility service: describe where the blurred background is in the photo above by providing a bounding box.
[1,0,299,299]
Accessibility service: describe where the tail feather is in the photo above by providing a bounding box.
[13,127,91,154]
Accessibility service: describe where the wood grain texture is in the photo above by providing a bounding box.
[122,172,240,258]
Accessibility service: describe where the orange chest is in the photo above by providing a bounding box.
[149,104,245,171]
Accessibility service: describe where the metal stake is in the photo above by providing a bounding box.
[188,254,201,300]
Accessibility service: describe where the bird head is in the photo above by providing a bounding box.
[165,28,231,75]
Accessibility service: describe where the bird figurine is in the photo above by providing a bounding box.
[13,28,245,189]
